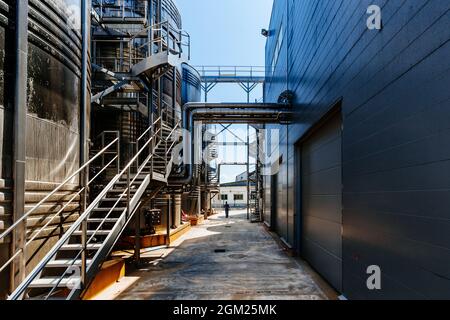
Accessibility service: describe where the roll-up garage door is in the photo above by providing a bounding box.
[301,112,343,292]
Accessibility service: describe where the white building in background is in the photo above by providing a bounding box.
[212,171,257,208]
[213,181,248,208]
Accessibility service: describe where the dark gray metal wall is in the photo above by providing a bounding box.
[264,0,450,299]
[301,112,342,292]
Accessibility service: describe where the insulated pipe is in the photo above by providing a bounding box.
[80,0,91,289]
[80,0,90,177]
[181,103,285,128]
[169,103,292,185]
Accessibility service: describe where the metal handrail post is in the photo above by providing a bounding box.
[144,0,148,22]
[129,39,132,68]
[116,132,121,173]
[101,133,105,168]
[81,217,87,288]
[147,26,153,57]
[166,22,169,56]
[127,166,131,220]
[165,139,168,171]
[178,30,182,58]
[80,159,88,288]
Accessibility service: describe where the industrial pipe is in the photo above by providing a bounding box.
[80,0,91,290]
[11,0,29,292]
[169,103,292,185]
[80,0,91,165]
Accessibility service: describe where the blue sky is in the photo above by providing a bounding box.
[177,0,273,103]
[176,0,274,183]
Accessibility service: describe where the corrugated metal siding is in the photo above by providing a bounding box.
[265,0,450,299]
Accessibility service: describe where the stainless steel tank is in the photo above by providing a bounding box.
[181,63,202,105]
[0,0,85,296]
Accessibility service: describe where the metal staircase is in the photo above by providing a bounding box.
[0,113,181,300]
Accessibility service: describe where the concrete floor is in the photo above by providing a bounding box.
[110,210,328,300]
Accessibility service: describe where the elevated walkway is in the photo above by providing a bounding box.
[196,66,266,83]
[195,66,266,102]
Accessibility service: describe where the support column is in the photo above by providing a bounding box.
[80,0,90,164]
[10,0,28,292]
[172,66,177,126]
[166,197,171,247]
[247,125,250,220]
[172,194,181,228]
[134,208,141,267]
[80,0,91,288]
[156,0,162,24]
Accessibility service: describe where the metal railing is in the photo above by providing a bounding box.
[129,20,191,64]
[6,109,183,299]
[33,114,183,300]
[92,21,190,73]
[0,132,121,275]
[136,114,181,177]
[8,115,166,299]
[92,55,133,73]
[194,66,267,80]
[93,0,148,21]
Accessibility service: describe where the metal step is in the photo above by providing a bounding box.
[29,277,75,288]
[73,230,111,236]
[87,218,120,223]
[100,198,127,202]
[92,207,126,212]
[60,244,102,251]
[46,259,93,268]
[115,181,144,186]
[109,188,138,192]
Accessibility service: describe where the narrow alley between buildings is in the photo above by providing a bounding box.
[100,211,333,300]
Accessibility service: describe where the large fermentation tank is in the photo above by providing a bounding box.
[181,63,202,105]
[0,0,85,296]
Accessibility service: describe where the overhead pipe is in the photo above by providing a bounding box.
[169,103,292,185]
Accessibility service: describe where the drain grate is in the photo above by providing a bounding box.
[214,249,227,253]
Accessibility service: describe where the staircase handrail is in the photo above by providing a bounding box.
[9,117,162,300]
[0,134,120,277]
[129,20,191,64]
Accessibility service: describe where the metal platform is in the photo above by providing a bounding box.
[195,66,266,102]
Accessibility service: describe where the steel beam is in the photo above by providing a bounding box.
[247,124,250,220]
